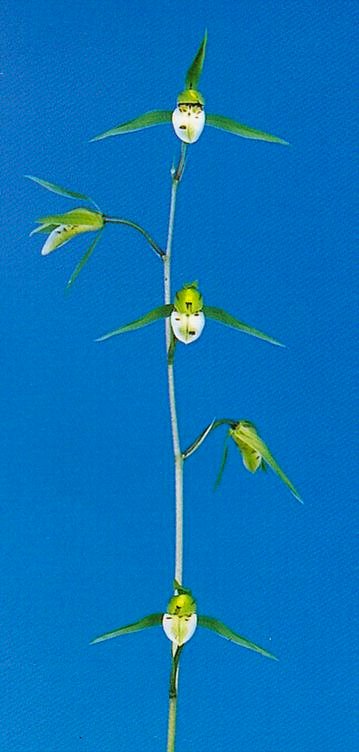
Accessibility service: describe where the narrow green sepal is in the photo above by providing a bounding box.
[206,114,289,144]
[185,31,208,89]
[91,111,172,141]
[214,440,229,489]
[66,229,104,290]
[198,615,278,660]
[91,613,163,644]
[36,208,104,229]
[96,304,173,342]
[30,224,58,236]
[203,305,284,347]
[25,175,99,205]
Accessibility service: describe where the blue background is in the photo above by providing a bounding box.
[2,1,356,750]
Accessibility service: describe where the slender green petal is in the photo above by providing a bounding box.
[66,230,104,290]
[182,419,216,459]
[198,615,277,660]
[204,306,284,347]
[25,175,96,202]
[214,440,229,489]
[96,304,173,342]
[30,224,58,236]
[37,208,104,229]
[232,422,302,502]
[185,31,208,89]
[91,613,163,644]
[206,114,289,145]
[91,111,173,141]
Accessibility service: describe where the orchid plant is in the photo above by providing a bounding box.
[29,32,299,752]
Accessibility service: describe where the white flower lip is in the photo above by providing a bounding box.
[162,613,198,645]
[172,105,206,144]
[170,310,205,344]
[41,223,97,256]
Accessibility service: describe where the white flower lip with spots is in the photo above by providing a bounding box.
[91,32,288,146]
[170,309,205,343]
[162,613,198,646]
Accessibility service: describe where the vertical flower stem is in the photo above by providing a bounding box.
[163,142,188,752]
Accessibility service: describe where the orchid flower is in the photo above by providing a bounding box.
[91,581,276,698]
[27,175,164,288]
[183,418,302,502]
[96,281,283,361]
[91,32,288,147]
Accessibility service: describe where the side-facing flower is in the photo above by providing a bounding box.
[183,418,302,502]
[31,207,104,256]
[27,175,164,288]
[91,32,288,146]
[91,581,276,661]
[96,280,283,354]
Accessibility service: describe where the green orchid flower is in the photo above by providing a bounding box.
[91,581,276,698]
[183,418,302,502]
[27,175,164,288]
[91,32,288,146]
[96,281,284,360]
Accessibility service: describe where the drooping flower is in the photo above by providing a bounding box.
[27,175,164,288]
[31,207,104,256]
[91,32,288,147]
[183,418,301,502]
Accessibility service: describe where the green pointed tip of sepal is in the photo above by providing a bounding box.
[91,613,163,644]
[198,615,278,660]
[204,306,284,347]
[91,111,172,141]
[25,175,96,202]
[205,114,289,145]
[96,304,173,342]
[185,30,208,89]
[214,441,229,490]
[66,230,104,290]
[230,421,302,503]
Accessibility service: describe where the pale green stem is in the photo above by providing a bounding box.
[163,142,188,585]
[104,216,164,258]
[167,697,177,752]
[163,142,188,752]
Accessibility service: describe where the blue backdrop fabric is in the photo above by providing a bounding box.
[2,1,356,750]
